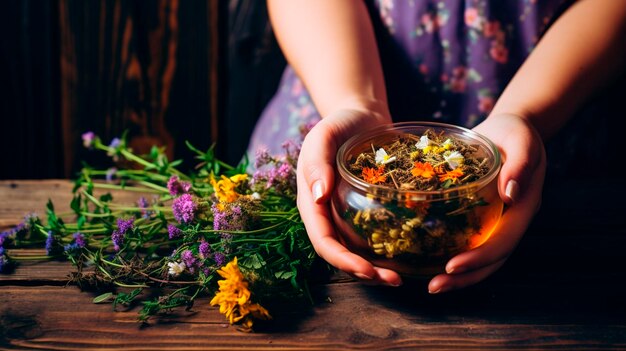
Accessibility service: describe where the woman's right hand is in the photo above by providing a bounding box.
[296,108,403,287]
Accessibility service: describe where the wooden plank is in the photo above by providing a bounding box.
[0,180,152,228]
[1,282,625,350]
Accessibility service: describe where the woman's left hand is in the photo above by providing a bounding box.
[428,113,547,293]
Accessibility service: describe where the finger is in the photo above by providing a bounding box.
[298,121,338,204]
[296,164,402,286]
[296,167,376,278]
[474,114,544,204]
[428,258,507,293]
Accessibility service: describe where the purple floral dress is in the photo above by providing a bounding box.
[247,0,572,157]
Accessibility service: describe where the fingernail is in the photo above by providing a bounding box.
[386,281,403,287]
[446,265,465,274]
[505,179,519,203]
[428,287,442,294]
[312,180,324,202]
[354,272,374,280]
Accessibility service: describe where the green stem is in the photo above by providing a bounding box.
[91,183,163,194]
[82,190,105,208]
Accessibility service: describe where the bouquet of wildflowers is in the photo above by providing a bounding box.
[0,131,321,331]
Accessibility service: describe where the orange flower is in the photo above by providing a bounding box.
[411,162,435,179]
[362,166,387,184]
[434,165,446,175]
[438,167,465,183]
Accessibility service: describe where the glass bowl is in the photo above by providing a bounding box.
[331,122,503,277]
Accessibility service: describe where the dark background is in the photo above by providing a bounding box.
[0,0,285,179]
[1,0,624,181]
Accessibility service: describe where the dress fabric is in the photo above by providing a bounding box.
[247,0,571,157]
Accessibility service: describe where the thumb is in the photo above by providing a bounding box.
[298,119,338,204]
[474,114,545,205]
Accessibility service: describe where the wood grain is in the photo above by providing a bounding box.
[1,283,626,350]
[2,180,626,349]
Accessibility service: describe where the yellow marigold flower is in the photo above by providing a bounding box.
[438,167,465,183]
[210,175,239,203]
[229,174,248,183]
[411,162,435,179]
[210,257,271,329]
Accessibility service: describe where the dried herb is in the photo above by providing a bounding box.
[348,129,490,191]
[337,128,502,269]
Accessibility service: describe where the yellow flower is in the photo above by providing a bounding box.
[229,174,248,183]
[211,174,247,203]
[210,257,271,329]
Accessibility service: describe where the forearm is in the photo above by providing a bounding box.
[267,0,390,120]
[491,0,626,140]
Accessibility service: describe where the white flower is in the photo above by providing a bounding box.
[167,261,186,277]
[415,135,431,150]
[375,148,396,165]
[442,138,453,149]
[251,192,261,200]
[444,151,465,170]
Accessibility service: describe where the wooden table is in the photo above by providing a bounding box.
[1,179,626,350]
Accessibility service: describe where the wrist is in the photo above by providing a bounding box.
[487,108,547,141]
[324,96,392,124]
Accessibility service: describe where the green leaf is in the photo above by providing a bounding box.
[70,194,82,215]
[241,253,266,270]
[93,292,114,304]
[274,271,295,280]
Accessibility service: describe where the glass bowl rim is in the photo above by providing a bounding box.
[336,121,501,201]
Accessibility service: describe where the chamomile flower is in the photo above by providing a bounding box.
[375,148,396,165]
[167,261,186,277]
[415,135,431,150]
[444,151,465,169]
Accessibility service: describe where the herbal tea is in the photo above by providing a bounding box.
[331,122,503,276]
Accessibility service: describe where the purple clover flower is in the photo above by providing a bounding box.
[82,131,95,148]
[111,218,134,251]
[167,224,182,239]
[109,138,121,148]
[277,163,292,178]
[117,218,134,233]
[199,240,211,259]
[172,194,196,224]
[181,250,197,273]
[111,230,124,251]
[254,147,273,169]
[138,197,153,219]
[211,203,228,231]
[167,176,192,196]
[45,231,55,255]
[213,252,226,267]
[73,232,86,248]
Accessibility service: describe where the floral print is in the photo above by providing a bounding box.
[247,0,569,157]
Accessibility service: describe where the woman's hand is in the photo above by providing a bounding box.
[428,114,547,293]
[297,108,403,287]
